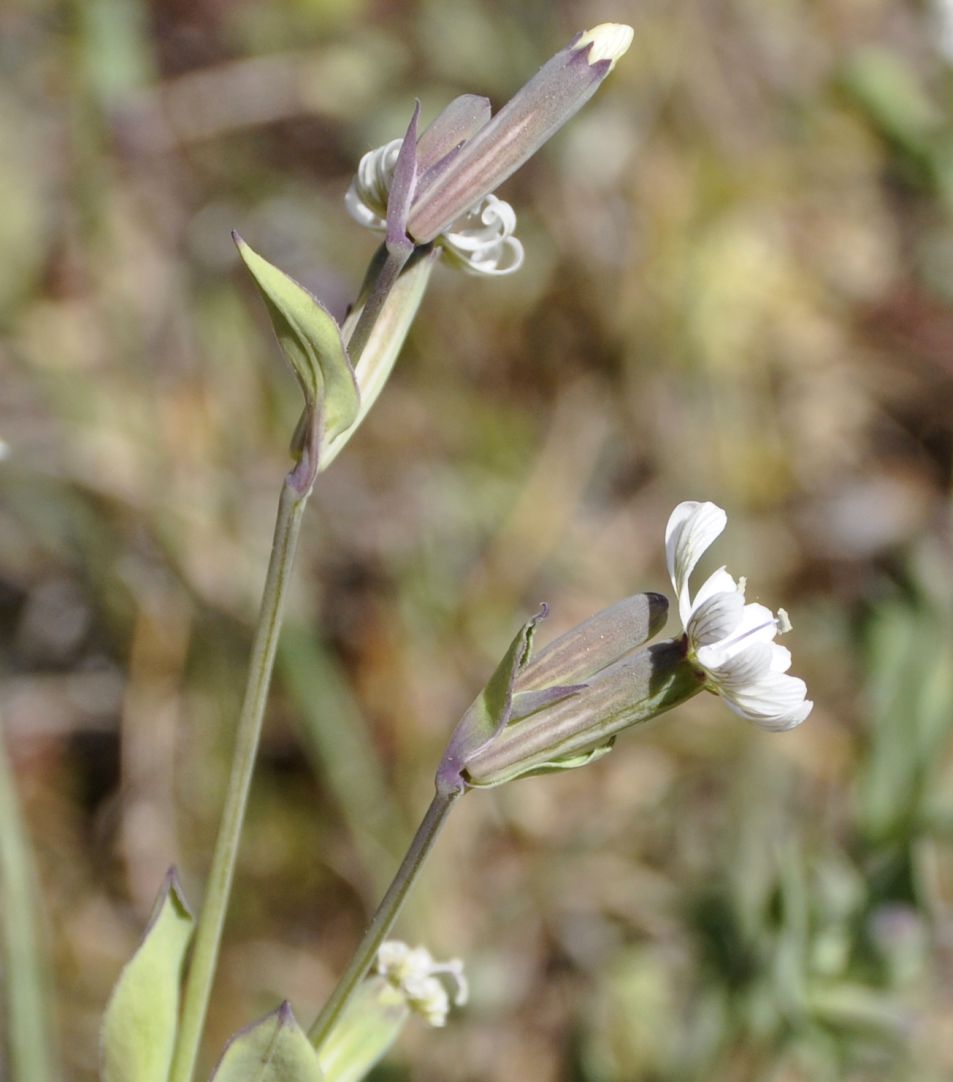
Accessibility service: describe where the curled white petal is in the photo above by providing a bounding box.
[345,140,525,275]
[345,138,403,230]
[665,501,812,730]
[442,194,525,276]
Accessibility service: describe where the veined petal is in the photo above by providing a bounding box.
[700,641,774,687]
[725,681,813,731]
[761,698,813,732]
[731,602,779,642]
[687,590,743,647]
[665,502,728,624]
[666,499,812,732]
[691,567,738,612]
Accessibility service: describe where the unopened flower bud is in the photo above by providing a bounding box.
[407,23,634,244]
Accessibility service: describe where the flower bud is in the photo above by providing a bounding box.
[407,24,634,244]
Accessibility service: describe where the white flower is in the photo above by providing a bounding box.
[376,940,468,1027]
[665,501,813,731]
[345,140,524,277]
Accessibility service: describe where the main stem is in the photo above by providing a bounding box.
[308,787,461,1048]
[170,478,308,1082]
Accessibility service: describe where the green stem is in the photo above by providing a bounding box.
[343,247,411,365]
[308,787,461,1048]
[0,718,58,1082]
[170,477,309,1082]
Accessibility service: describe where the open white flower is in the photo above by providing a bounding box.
[346,139,524,276]
[665,501,812,731]
[376,940,468,1027]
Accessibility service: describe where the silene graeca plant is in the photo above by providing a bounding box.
[1,22,813,1082]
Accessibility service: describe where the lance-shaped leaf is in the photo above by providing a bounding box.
[100,868,194,1082]
[316,977,409,1082]
[235,235,360,459]
[210,1003,324,1082]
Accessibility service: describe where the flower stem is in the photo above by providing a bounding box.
[308,786,462,1049]
[343,247,411,365]
[170,476,309,1082]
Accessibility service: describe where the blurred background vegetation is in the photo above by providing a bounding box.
[2,0,953,1079]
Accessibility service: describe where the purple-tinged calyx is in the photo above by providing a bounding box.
[435,589,706,792]
[406,23,634,244]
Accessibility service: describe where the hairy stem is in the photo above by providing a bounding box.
[308,787,461,1048]
[170,477,309,1082]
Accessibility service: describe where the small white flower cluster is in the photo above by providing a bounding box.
[376,940,468,1027]
[666,501,813,731]
[345,140,525,277]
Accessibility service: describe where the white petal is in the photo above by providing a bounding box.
[664,499,812,733]
[345,181,387,230]
[701,641,774,686]
[441,195,525,276]
[722,671,811,728]
[769,644,792,673]
[687,589,743,647]
[345,139,402,230]
[691,567,738,611]
[731,602,779,643]
[665,501,727,624]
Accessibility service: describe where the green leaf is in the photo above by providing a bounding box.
[316,977,408,1082]
[234,235,360,454]
[211,1003,324,1082]
[100,868,194,1082]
